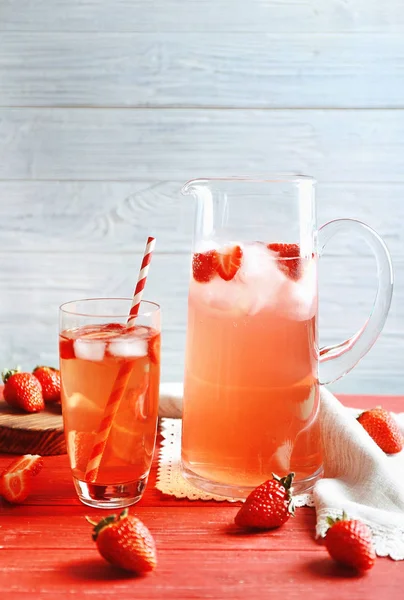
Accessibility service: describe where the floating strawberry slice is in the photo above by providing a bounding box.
[192,250,217,283]
[268,243,301,281]
[0,454,44,503]
[103,323,127,333]
[68,431,95,472]
[148,332,161,365]
[59,338,75,360]
[214,245,243,281]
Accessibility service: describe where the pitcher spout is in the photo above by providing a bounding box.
[181,179,210,196]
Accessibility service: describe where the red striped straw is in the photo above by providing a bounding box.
[85,236,156,483]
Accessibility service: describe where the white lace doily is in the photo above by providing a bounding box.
[156,418,314,507]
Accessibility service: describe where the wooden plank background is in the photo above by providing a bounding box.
[0,0,402,394]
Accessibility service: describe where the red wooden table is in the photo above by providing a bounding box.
[1,394,403,599]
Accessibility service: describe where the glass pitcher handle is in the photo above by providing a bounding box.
[318,219,394,385]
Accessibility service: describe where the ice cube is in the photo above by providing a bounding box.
[189,242,285,316]
[295,386,316,421]
[238,243,267,281]
[282,259,317,321]
[190,275,238,312]
[194,240,220,253]
[73,339,106,361]
[238,243,286,315]
[191,242,289,317]
[69,391,93,410]
[107,339,148,358]
[270,439,293,472]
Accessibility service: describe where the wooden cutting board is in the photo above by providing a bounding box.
[0,388,66,455]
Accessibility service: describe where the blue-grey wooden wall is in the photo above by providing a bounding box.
[0,1,403,394]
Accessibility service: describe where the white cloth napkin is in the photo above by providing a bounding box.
[157,383,404,559]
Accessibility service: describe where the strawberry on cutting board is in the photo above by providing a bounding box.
[2,368,45,413]
[148,333,161,365]
[235,473,295,530]
[357,407,403,454]
[87,509,157,574]
[33,366,61,403]
[0,454,44,503]
[324,513,376,571]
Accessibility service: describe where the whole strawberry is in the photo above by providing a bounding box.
[87,509,157,574]
[33,366,61,403]
[235,473,295,530]
[2,368,44,413]
[357,407,403,454]
[324,513,376,571]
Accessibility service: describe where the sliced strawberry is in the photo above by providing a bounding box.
[214,245,243,281]
[3,454,44,477]
[268,243,301,281]
[0,454,43,503]
[103,323,127,333]
[59,338,75,360]
[148,332,161,365]
[0,470,32,504]
[81,324,126,340]
[68,431,95,472]
[192,250,217,283]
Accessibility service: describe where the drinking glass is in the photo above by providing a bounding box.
[181,176,393,498]
[59,298,161,508]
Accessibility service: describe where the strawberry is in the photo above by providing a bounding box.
[235,473,295,530]
[103,323,127,333]
[2,368,44,413]
[87,509,157,574]
[357,407,403,454]
[68,430,95,472]
[148,332,161,365]
[59,338,75,360]
[33,366,60,403]
[268,243,301,281]
[0,454,44,503]
[214,245,243,281]
[324,513,376,571]
[192,250,217,283]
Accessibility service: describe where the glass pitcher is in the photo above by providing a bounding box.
[180,176,393,499]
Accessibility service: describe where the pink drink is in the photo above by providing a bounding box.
[60,323,160,487]
[182,242,321,492]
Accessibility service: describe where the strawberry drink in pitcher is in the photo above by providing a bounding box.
[180,177,393,499]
